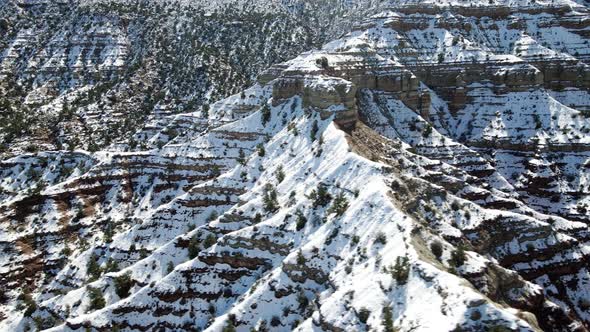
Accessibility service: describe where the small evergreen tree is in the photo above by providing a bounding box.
[328,193,349,216]
[237,148,246,165]
[103,221,114,243]
[375,232,387,245]
[188,235,201,259]
[113,272,134,299]
[316,57,329,69]
[450,245,466,267]
[222,320,236,332]
[204,234,217,248]
[87,286,105,310]
[275,165,285,183]
[422,124,433,138]
[104,258,119,273]
[310,120,319,141]
[297,290,309,309]
[257,144,265,157]
[309,184,332,208]
[207,210,219,222]
[430,241,443,260]
[261,104,271,126]
[211,164,221,177]
[87,254,102,282]
[296,250,305,265]
[139,248,148,259]
[167,261,174,273]
[391,256,410,285]
[263,183,279,213]
[271,315,282,327]
[295,209,307,231]
[358,307,370,324]
[19,291,37,317]
[382,306,397,332]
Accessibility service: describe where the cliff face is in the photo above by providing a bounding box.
[1,0,590,331]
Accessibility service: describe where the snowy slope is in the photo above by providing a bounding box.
[1,0,590,331]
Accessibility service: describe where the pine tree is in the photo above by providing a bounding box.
[222,320,236,332]
[275,165,285,183]
[450,245,466,267]
[87,254,102,282]
[309,184,332,208]
[87,286,106,310]
[310,120,319,141]
[263,183,279,212]
[296,250,305,265]
[237,148,246,165]
[167,261,174,273]
[113,272,134,299]
[261,104,271,126]
[202,104,210,118]
[295,209,307,231]
[257,144,265,157]
[328,193,349,216]
[382,306,397,332]
[188,235,201,259]
[204,234,217,248]
[391,256,410,284]
[430,241,443,260]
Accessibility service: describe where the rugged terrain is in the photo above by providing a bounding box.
[1,0,590,331]
[0,0,380,155]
